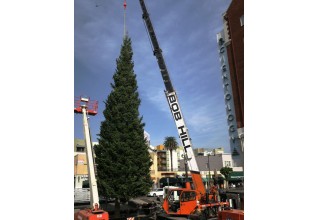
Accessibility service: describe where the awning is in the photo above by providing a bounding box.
[202,175,225,182]
[228,171,244,181]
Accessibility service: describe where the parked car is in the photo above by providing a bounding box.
[148,188,164,197]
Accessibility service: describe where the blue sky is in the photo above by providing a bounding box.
[74,0,232,151]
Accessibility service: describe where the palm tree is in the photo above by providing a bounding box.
[163,136,179,171]
[220,166,233,189]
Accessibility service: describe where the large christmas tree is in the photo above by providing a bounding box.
[95,36,153,217]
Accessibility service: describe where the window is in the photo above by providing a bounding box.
[240,15,244,26]
[76,147,85,152]
[76,144,85,152]
[181,191,196,202]
[225,161,232,167]
[82,180,89,188]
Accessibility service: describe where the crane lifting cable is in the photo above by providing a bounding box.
[123,0,127,37]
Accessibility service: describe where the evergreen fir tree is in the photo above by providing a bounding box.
[95,36,153,217]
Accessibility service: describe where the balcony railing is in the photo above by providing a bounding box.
[157,168,180,172]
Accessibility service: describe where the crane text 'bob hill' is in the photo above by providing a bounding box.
[167,93,191,150]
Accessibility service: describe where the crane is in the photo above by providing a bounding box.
[138,0,230,218]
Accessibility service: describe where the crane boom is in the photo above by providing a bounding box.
[139,0,200,174]
[138,2,236,218]
[140,0,174,93]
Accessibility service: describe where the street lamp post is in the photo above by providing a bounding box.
[182,153,190,189]
[207,154,211,188]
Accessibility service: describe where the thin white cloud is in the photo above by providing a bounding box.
[143,87,170,115]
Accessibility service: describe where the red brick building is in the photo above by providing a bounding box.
[217,0,244,167]
[224,0,244,130]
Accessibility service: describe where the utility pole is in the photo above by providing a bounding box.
[182,153,190,189]
[207,154,211,188]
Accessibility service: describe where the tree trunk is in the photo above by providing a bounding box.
[170,149,173,171]
[114,198,121,218]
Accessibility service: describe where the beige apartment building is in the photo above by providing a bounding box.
[74,153,88,188]
[74,138,98,188]
[74,138,242,189]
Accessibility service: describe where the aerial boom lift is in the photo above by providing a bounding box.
[74,97,109,220]
[139,0,229,218]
